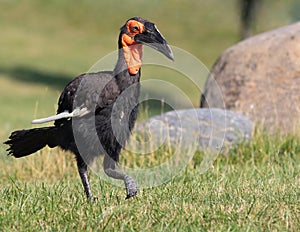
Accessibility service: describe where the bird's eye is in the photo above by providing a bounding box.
[126,20,144,34]
[132,25,139,32]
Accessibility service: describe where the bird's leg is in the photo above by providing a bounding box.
[76,155,96,202]
[103,154,138,199]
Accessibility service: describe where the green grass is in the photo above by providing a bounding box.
[0,131,299,231]
[1,0,299,231]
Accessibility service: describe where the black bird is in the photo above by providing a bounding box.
[4,17,174,200]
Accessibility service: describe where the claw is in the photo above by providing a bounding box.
[125,192,138,199]
[89,196,98,203]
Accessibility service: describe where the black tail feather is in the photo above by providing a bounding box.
[4,127,58,158]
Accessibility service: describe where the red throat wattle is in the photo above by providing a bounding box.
[121,33,143,75]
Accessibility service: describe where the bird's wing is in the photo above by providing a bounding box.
[32,71,119,125]
[56,72,115,114]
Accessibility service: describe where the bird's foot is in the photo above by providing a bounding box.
[88,196,98,203]
[124,175,138,199]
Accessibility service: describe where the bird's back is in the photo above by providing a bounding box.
[55,71,120,126]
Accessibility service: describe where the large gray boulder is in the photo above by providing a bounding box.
[201,22,300,134]
[131,108,253,153]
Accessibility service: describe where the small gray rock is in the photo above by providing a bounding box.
[132,108,253,153]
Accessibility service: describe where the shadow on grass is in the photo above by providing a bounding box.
[0,66,74,90]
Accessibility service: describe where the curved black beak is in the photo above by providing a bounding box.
[134,22,174,61]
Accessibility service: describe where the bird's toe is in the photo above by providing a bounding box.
[88,196,98,203]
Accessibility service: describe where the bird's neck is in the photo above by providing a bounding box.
[114,33,143,75]
[113,33,143,90]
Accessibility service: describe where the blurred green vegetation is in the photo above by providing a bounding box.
[0,0,295,133]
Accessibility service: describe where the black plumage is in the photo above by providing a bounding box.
[4,17,173,200]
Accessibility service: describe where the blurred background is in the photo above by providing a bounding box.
[0,0,298,140]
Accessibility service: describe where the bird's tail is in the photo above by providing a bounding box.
[4,126,60,158]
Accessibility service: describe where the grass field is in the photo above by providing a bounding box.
[1,0,299,231]
[1,131,299,231]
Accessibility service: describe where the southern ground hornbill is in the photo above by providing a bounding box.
[4,17,174,200]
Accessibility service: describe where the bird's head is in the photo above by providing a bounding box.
[119,17,174,75]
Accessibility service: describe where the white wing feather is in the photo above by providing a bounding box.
[31,107,90,124]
